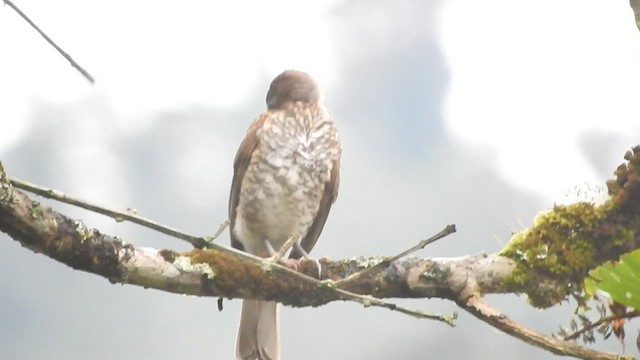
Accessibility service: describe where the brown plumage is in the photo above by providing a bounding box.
[229,70,341,360]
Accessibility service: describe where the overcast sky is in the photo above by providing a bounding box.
[1,1,640,359]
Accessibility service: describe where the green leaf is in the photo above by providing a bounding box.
[588,249,640,309]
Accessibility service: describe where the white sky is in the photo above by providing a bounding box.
[2,0,640,202]
[441,0,640,202]
[0,0,341,134]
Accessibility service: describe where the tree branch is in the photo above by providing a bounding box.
[2,143,640,360]
[334,224,456,288]
[2,0,95,83]
[7,176,216,249]
[0,166,515,302]
[0,166,457,323]
[458,295,631,360]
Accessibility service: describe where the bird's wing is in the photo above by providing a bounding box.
[292,157,340,258]
[228,113,268,251]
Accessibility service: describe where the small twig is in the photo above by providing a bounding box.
[8,176,213,249]
[3,0,95,84]
[334,224,456,287]
[270,234,300,264]
[330,284,457,326]
[459,295,631,360]
[564,310,640,341]
[204,220,230,244]
[261,234,300,272]
[325,224,458,324]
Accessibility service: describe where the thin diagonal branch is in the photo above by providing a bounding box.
[8,176,213,248]
[270,233,299,263]
[334,224,456,287]
[329,283,457,325]
[564,310,640,341]
[458,295,630,360]
[3,0,95,83]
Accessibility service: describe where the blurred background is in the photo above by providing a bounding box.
[1,0,640,359]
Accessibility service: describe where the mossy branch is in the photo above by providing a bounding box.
[500,146,640,308]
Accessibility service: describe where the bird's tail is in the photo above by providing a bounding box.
[236,300,280,360]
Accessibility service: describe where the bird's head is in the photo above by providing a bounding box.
[266,70,320,110]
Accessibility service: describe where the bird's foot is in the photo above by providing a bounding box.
[293,242,322,279]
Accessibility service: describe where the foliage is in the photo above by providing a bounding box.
[586,249,640,310]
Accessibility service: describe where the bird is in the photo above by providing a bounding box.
[228,70,341,360]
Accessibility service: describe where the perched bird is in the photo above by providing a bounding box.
[228,70,341,360]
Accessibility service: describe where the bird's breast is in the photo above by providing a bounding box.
[233,111,338,256]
